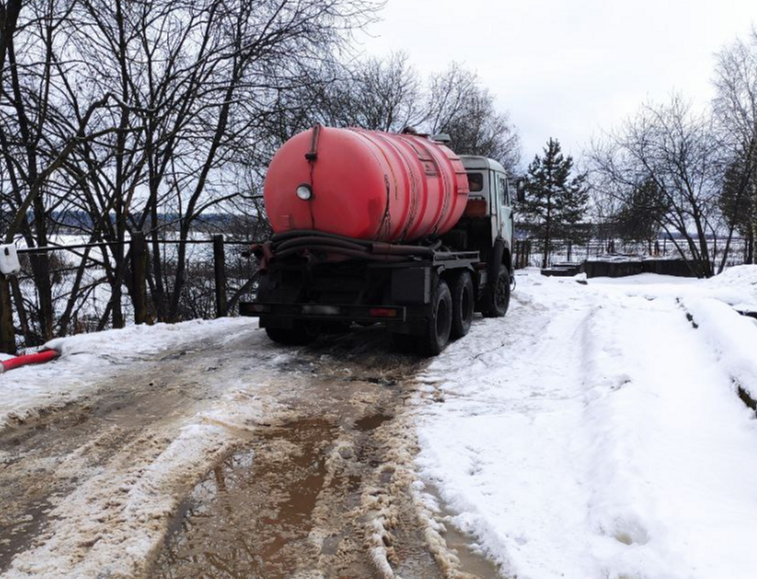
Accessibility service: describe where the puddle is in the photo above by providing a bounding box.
[423,483,505,579]
[0,499,55,571]
[151,418,336,579]
[354,413,393,432]
[442,523,503,578]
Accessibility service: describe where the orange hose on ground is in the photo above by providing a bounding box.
[0,349,60,373]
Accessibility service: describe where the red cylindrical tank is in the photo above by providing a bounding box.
[263,126,470,242]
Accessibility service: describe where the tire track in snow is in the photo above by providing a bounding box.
[413,272,757,579]
[415,276,598,578]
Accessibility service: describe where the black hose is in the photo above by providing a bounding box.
[271,230,374,248]
[273,245,407,262]
[369,239,443,256]
[270,230,441,263]
[369,242,430,256]
[276,236,368,253]
[272,229,441,251]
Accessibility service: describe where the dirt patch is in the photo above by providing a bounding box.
[2,326,502,579]
[150,330,500,579]
[0,328,271,573]
[152,419,338,579]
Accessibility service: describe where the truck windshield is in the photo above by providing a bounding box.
[467,172,484,192]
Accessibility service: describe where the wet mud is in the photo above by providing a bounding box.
[1,326,503,579]
[0,329,272,572]
[151,329,501,579]
[153,419,336,579]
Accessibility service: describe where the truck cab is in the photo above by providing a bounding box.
[445,156,515,274]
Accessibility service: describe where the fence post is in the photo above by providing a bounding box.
[131,232,149,325]
[514,240,520,269]
[0,276,16,354]
[213,234,227,318]
[526,240,531,267]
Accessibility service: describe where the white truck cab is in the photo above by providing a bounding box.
[460,156,515,266]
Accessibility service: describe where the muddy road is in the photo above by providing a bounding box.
[0,324,501,579]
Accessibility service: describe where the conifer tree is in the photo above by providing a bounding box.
[519,138,588,268]
[718,159,756,263]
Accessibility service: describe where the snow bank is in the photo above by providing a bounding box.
[0,317,257,431]
[703,264,757,312]
[589,264,757,310]
[685,297,757,402]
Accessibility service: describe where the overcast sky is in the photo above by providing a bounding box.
[359,0,756,168]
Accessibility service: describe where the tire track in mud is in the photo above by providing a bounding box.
[0,327,279,573]
[1,325,502,579]
[149,329,501,579]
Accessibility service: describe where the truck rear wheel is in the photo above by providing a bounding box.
[481,267,511,318]
[391,332,417,354]
[450,271,474,340]
[419,279,452,356]
[265,321,321,346]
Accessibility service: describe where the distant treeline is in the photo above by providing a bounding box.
[12,211,262,237]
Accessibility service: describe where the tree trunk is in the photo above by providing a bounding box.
[0,277,16,354]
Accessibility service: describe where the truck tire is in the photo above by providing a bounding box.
[265,321,321,346]
[481,266,510,318]
[419,279,453,356]
[391,332,417,354]
[450,271,474,340]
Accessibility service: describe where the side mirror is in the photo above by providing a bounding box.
[515,179,525,203]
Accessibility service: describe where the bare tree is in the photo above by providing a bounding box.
[279,56,521,175]
[0,0,123,341]
[590,96,720,277]
[342,52,426,131]
[426,63,521,176]
[286,51,426,133]
[713,29,757,266]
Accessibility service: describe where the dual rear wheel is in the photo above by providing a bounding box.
[396,271,475,356]
[268,267,507,355]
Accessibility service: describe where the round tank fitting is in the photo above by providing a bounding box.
[296,184,313,200]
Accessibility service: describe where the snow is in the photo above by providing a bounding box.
[4,266,757,579]
[416,266,757,579]
[0,317,257,430]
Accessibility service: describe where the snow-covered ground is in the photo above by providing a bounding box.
[416,266,757,579]
[0,317,259,430]
[3,266,757,579]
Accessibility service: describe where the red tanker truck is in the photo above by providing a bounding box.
[240,125,515,355]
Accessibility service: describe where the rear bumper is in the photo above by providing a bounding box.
[240,301,408,323]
